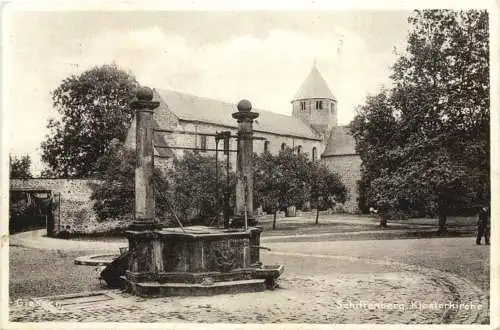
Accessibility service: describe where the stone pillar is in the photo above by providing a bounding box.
[232,99,259,227]
[129,87,161,230]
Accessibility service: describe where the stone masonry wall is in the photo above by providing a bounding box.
[9,179,130,236]
[322,155,362,213]
[155,121,324,172]
[292,98,337,129]
[126,115,324,174]
[124,95,325,172]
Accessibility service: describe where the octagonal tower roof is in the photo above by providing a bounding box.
[292,63,336,101]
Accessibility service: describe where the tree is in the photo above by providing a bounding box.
[41,63,139,177]
[254,151,281,229]
[9,154,32,179]
[91,147,235,226]
[90,141,170,222]
[39,168,57,178]
[310,162,347,224]
[167,151,235,226]
[279,147,312,214]
[9,154,34,234]
[350,90,401,215]
[370,151,478,230]
[254,147,313,229]
[351,10,489,232]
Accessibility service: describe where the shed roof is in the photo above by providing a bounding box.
[322,126,357,156]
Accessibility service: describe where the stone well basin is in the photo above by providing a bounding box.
[122,225,284,296]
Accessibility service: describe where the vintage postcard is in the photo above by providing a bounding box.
[1,0,498,329]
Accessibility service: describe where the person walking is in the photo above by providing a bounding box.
[476,205,490,245]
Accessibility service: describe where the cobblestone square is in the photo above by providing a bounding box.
[8,230,490,324]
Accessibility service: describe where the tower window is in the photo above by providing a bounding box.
[331,102,335,113]
[316,101,323,110]
[312,147,317,161]
[281,142,286,151]
[297,145,302,154]
[200,135,207,152]
[300,101,306,110]
[264,141,270,153]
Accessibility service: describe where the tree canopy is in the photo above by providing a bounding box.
[167,151,235,226]
[41,63,139,177]
[254,147,346,228]
[254,147,310,210]
[90,141,170,222]
[351,10,489,230]
[9,154,33,179]
[310,161,347,224]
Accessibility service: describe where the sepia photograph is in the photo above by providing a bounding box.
[1,1,497,328]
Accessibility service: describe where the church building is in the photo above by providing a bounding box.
[125,64,361,213]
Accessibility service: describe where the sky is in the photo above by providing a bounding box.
[4,9,412,175]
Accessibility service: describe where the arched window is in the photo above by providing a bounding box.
[281,143,286,151]
[315,100,323,110]
[331,102,336,113]
[264,141,270,153]
[312,147,317,161]
[297,145,302,154]
[200,135,207,152]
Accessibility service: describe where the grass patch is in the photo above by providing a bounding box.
[9,247,104,299]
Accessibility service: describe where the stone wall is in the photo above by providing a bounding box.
[292,98,338,129]
[153,121,324,171]
[9,179,130,236]
[125,112,324,173]
[124,95,325,182]
[322,154,362,213]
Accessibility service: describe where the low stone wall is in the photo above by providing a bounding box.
[10,178,131,236]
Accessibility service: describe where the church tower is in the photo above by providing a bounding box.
[291,63,337,136]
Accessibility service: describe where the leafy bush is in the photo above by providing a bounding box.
[90,141,170,221]
[167,151,235,226]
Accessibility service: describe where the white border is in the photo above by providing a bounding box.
[1,1,498,330]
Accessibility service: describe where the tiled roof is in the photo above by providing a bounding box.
[293,65,336,101]
[322,126,357,156]
[154,89,321,140]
